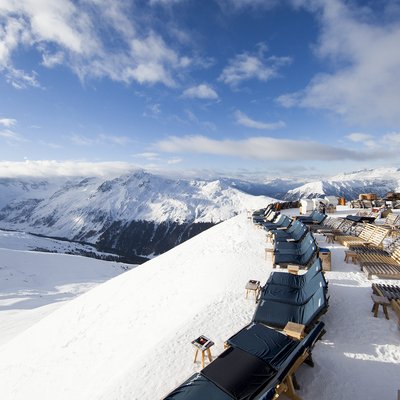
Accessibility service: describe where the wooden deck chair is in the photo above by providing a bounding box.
[362,263,400,280]
[348,226,390,252]
[337,224,376,247]
[379,213,400,229]
[372,283,400,300]
[316,218,348,235]
[359,246,400,266]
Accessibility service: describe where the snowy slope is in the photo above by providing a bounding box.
[0,229,118,256]
[0,249,132,346]
[285,167,400,199]
[0,213,399,400]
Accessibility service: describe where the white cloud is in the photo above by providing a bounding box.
[278,0,400,126]
[235,110,285,130]
[182,84,218,100]
[70,133,131,146]
[217,0,279,11]
[0,1,192,88]
[346,132,375,148]
[156,134,371,161]
[133,152,160,161]
[219,49,291,88]
[0,160,135,177]
[346,133,372,142]
[383,132,400,145]
[0,128,26,142]
[149,0,186,5]
[0,118,17,127]
[167,157,182,164]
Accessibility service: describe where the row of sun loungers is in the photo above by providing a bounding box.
[164,203,328,399]
[262,212,320,269]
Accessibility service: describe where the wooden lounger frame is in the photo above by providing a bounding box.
[273,350,310,400]
[359,247,400,266]
[362,263,400,280]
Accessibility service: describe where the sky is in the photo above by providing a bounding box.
[1,0,400,180]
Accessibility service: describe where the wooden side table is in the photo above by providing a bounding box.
[344,250,358,264]
[192,335,214,369]
[245,280,260,303]
[265,247,274,260]
[371,294,390,320]
[287,265,299,275]
[283,322,305,340]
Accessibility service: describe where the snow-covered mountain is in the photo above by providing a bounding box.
[0,171,273,260]
[284,167,400,200]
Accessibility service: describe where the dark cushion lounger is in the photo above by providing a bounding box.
[266,258,322,288]
[274,232,314,255]
[274,241,318,267]
[273,222,308,243]
[252,286,328,329]
[201,347,276,400]
[262,215,291,231]
[226,323,299,370]
[164,373,234,400]
[260,272,327,305]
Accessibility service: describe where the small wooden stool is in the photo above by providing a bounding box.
[324,233,335,243]
[245,280,260,303]
[192,335,214,369]
[265,247,274,260]
[344,250,358,264]
[371,294,390,320]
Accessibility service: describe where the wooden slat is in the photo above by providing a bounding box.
[372,283,400,300]
[363,264,400,280]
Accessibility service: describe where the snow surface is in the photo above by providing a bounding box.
[0,229,113,255]
[0,211,399,399]
[0,248,132,347]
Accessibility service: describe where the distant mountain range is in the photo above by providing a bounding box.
[0,171,273,261]
[1,167,399,261]
[283,167,400,200]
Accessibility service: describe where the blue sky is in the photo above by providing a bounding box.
[1,0,400,180]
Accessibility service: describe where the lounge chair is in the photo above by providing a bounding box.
[262,214,292,231]
[362,263,400,280]
[271,220,308,244]
[274,232,315,255]
[295,211,326,225]
[253,286,328,330]
[259,271,327,306]
[266,258,323,289]
[273,238,318,268]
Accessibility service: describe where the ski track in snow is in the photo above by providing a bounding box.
[0,211,399,399]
